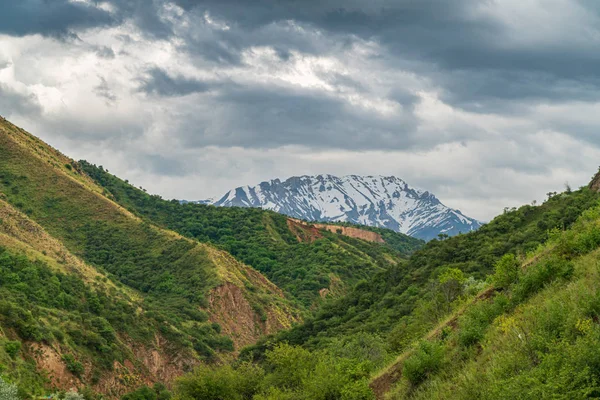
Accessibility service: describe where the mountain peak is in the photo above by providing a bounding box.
[208,174,482,240]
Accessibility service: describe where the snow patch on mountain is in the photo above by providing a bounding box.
[199,175,482,241]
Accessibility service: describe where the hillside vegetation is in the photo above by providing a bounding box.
[260,187,599,350]
[0,118,300,397]
[0,117,422,398]
[3,116,600,400]
[78,161,423,306]
[161,185,600,400]
[380,191,600,399]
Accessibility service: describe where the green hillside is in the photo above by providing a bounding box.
[379,191,600,399]
[163,184,600,400]
[3,115,600,400]
[0,118,300,397]
[259,187,599,350]
[78,161,423,306]
[0,117,420,398]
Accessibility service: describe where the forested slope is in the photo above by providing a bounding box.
[379,187,600,399]
[0,118,299,398]
[150,185,600,400]
[0,117,420,398]
[240,186,596,356]
[79,161,423,306]
[3,114,600,400]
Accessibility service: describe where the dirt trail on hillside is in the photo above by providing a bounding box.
[369,287,496,399]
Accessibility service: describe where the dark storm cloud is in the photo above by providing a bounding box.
[168,0,600,109]
[138,68,214,97]
[0,0,115,37]
[436,71,600,115]
[0,0,173,39]
[5,0,600,220]
[174,85,421,150]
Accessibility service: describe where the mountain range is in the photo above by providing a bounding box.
[200,174,483,241]
[0,117,422,397]
[3,115,600,400]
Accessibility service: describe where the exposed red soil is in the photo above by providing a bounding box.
[207,282,298,351]
[287,218,385,243]
[31,343,79,391]
[30,334,197,398]
[286,219,324,242]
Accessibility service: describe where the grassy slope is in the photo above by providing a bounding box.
[0,119,300,397]
[158,187,600,400]
[258,187,599,352]
[382,198,600,399]
[0,198,158,396]
[78,161,423,306]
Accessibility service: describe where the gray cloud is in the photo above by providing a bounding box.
[167,0,600,109]
[140,153,187,176]
[95,46,116,59]
[0,0,115,37]
[94,77,118,105]
[170,85,420,150]
[138,68,215,97]
[3,0,600,221]
[0,84,41,117]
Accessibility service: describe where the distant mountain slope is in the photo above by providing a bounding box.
[80,163,423,307]
[206,174,482,240]
[257,184,600,355]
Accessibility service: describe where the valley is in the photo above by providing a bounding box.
[2,2,599,398]
[0,118,420,398]
[1,118,600,399]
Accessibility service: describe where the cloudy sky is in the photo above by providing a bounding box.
[2,0,600,221]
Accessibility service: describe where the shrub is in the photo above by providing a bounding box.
[340,379,375,400]
[121,386,156,400]
[459,295,509,348]
[3,342,20,359]
[175,363,263,400]
[62,354,84,377]
[263,344,314,390]
[493,254,520,289]
[63,391,85,400]
[403,341,444,385]
[513,257,574,303]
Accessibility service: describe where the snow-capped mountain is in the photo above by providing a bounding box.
[204,175,483,241]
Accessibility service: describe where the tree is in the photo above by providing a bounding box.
[4,341,20,358]
[493,254,520,289]
[175,363,263,400]
[437,268,466,306]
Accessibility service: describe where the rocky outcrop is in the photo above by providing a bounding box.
[311,223,384,243]
[288,218,384,243]
[589,170,600,192]
[208,283,296,350]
